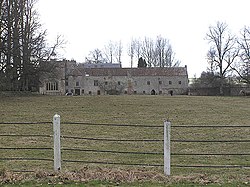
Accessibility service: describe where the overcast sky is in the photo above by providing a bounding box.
[37,0,250,77]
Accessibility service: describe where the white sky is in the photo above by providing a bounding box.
[37,0,250,77]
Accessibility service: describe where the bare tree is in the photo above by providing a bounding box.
[206,21,238,95]
[139,36,180,67]
[127,38,136,68]
[86,48,104,64]
[154,35,179,67]
[155,35,166,67]
[234,26,250,84]
[141,37,155,67]
[103,40,123,64]
[114,40,122,64]
[103,41,114,63]
[0,0,64,91]
[134,38,142,63]
[164,44,180,67]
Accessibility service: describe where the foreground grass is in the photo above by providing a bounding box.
[0,94,249,186]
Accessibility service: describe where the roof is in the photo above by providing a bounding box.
[82,67,188,77]
[83,63,121,69]
[68,68,83,76]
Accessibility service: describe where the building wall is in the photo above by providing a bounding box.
[39,61,66,95]
[65,74,188,95]
[40,60,189,96]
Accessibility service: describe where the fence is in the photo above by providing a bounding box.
[0,114,250,175]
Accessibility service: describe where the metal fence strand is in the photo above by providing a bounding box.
[62,148,163,155]
[172,164,250,168]
[63,159,163,167]
[172,139,250,143]
[0,157,53,162]
[61,135,163,142]
[0,134,52,138]
[172,153,250,156]
[0,122,51,125]
[62,123,250,128]
[172,125,250,128]
[1,119,250,173]
[61,122,162,128]
[0,147,52,150]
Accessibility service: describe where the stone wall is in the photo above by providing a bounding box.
[65,74,188,95]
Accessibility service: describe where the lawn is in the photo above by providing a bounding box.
[0,94,249,186]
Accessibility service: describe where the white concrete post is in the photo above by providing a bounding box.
[164,121,171,176]
[53,114,61,171]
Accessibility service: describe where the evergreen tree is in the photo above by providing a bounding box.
[137,57,147,67]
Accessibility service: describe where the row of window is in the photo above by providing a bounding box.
[66,81,79,87]
[147,80,181,85]
[46,82,58,91]
[94,80,122,86]
[65,80,182,87]
[66,89,174,95]
[66,89,99,95]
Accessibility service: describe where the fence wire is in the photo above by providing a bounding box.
[0,157,53,162]
[0,134,52,138]
[63,159,163,167]
[61,122,162,128]
[61,135,162,142]
[1,147,250,156]
[1,121,250,171]
[0,122,51,125]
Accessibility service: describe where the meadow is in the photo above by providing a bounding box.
[0,94,249,186]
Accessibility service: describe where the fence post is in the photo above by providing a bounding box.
[164,120,171,176]
[53,114,61,172]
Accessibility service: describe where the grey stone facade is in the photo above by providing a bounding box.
[39,60,189,96]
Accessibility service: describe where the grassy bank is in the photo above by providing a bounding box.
[0,95,249,186]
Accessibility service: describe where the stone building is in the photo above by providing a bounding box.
[39,60,189,96]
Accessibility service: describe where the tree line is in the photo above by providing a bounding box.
[1,0,249,95]
[194,21,250,95]
[86,35,180,68]
[0,0,63,91]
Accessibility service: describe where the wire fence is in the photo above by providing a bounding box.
[0,120,250,173]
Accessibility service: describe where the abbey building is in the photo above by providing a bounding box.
[39,60,189,96]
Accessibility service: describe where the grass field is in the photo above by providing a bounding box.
[0,94,249,186]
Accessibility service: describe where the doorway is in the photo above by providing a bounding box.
[151,89,156,95]
[75,89,80,95]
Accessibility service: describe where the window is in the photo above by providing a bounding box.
[94,80,99,86]
[179,81,182,85]
[169,81,172,85]
[147,81,150,85]
[159,81,162,85]
[81,89,84,94]
[118,81,121,85]
[89,91,92,95]
[46,82,58,91]
[143,91,146,94]
[76,81,79,86]
[105,81,108,85]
